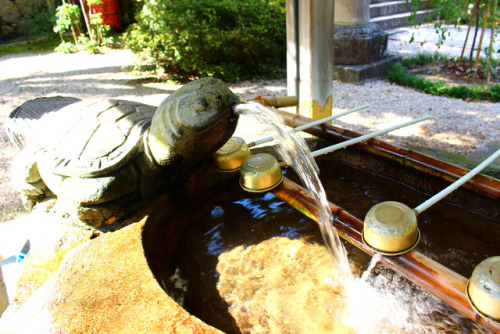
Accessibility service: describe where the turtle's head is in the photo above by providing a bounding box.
[148,77,239,167]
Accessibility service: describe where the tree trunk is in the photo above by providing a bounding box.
[474,2,490,69]
[80,0,94,42]
[460,0,481,63]
[470,2,481,65]
[487,0,497,83]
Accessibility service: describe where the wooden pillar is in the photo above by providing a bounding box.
[286,0,334,120]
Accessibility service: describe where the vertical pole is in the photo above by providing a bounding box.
[287,0,334,120]
[286,0,299,107]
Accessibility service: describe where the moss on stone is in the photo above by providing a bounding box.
[405,145,500,180]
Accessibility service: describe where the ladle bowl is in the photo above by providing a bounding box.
[213,137,251,172]
[467,256,500,324]
[239,153,283,192]
[362,201,420,255]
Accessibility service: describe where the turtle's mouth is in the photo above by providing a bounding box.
[202,101,239,134]
[229,99,239,115]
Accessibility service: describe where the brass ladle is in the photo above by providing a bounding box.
[238,115,431,192]
[213,104,369,172]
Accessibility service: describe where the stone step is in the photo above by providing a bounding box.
[370,0,433,18]
[371,9,434,30]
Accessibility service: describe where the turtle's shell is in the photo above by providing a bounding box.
[35,99,156,178]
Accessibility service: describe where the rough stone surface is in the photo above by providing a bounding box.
[7,78,238,223]
[0,0,50,40]
[14,0,40,18]
[0,0,21,24]
[0,207,95,306]
[466,140,500,170]
[334,23,388,65]
[0,269,7,315]
[0,218,222,334]
[333,54,401,84]
[0,24,15,39]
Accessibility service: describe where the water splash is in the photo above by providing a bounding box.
[233,101,352,282]
[361,253,383,281]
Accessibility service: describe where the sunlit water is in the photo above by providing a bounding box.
[234,101,352,283]
[164,160,495,333]
[159,102,496,333]
[360,253,383,282]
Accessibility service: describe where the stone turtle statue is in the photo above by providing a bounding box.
[7,77,239,225]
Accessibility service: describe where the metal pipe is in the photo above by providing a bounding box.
[271,177,500,333]
[275,109,500,201]
[294,0,300,108]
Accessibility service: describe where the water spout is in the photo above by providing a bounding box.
[248,104,369,147]
[233,101,352,283]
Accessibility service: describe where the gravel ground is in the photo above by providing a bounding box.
[1,33,499,223]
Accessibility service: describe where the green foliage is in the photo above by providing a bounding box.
[406,0,499,63]
[87,12,114,47]
[407,0,470,26]
[53,0,113,54]
[388,60,500,101]
[407,0,472,47]
[54,40,78,53]
[77,35,99,53]
[0,37,61,56]
[401,53,447,66]
[53,3,81,35]
[124,0,286,81]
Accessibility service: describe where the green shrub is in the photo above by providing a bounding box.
[124,0,286,81]
[401,53,445,67]
[388,59,500,102]
[54,41,78,53]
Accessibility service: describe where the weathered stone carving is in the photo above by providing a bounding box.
[7,77,239,225]
[333,23,388,65]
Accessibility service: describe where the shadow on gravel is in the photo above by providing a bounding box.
[1,66,177,101]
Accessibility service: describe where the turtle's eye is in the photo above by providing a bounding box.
[193,98,209,111]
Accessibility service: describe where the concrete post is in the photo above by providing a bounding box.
[286,0,334,120]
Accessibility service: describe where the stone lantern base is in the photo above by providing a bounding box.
[333,22,401,83]
[333,54,401,84]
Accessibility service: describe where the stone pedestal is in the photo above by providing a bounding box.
[333,54,401,84]
[333,0,400,83]
[334,23,388,65]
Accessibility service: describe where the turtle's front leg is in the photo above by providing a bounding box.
[11,148,50,210]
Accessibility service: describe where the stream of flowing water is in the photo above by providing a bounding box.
[233,102,352,283]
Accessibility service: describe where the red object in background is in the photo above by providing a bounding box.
[91,0,122,29]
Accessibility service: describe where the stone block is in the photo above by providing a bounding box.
[333,23,388,65]
[14,0,42,18]
[0,217,222,333]
[1,24,16,39]
[333,54,401,84]
[0,0,21,24]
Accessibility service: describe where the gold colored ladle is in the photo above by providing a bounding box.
[238,115,431,192]
[213,104,369,172]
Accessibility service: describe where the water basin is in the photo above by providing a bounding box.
[144,142,500,334]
